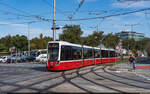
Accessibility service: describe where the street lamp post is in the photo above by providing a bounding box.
[27,21,38,56]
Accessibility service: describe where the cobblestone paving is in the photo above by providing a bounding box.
[0,63,150,93]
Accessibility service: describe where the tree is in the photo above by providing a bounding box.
[135,38,148,52]
[146,42,150,56]
[11,35,28,51]
[30,37,39,49]
[122,38,136,54]
[0,43,5,52]
[83,31,103,47]
[0,35,28,52]
[40,33,43,39]
[43,36,53,48]
[59,25,83,44]
[30,34,53,49]
[121,38,149,54]
[0,35,13,51]
[103,33,120,49]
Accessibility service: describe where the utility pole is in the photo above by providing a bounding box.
[51,0,60,41]
[97,24,99,32]
[27,21,39,56]
[53,0,56,41]
[27,22,31,56]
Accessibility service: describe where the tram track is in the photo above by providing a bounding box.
[103,68,150,84]
[2,65,101,92]
[91,67,150,91]
[1,64,150,93]
[75,68,126,93]
[57,65,126,93]
[39,65,103,92]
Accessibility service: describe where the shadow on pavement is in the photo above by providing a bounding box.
[1,64,150,93]
[31,66,48,72]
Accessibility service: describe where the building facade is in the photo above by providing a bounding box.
[116,31,144,41]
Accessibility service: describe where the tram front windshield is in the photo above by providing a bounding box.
[48,43,59,61]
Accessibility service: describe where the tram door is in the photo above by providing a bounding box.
[83,48,93,66]
[94,49,101,64]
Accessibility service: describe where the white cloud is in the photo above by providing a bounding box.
[113,1,150,8]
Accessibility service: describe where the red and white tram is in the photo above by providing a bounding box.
[46,41,118,71]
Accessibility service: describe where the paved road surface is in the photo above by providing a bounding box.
[0,62,150,93]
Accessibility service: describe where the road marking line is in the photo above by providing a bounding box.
[134,72,150,81]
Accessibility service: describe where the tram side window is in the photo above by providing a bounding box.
[72,47,82,60]
[83,48,88,59]
[101,50,108,58]
[110,51,115,57]
[61,46,72,61]
[94,49,100,58]
[88,48,93,59]
[84,48,93,59]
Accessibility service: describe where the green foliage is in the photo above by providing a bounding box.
[0,34,52,52]
[11,35,28,51]
[0,35,28,52]
[0,35,13,51]
[30,33,53,50]
[122,38,136,51]
[103,33,120,49]
[59,25,83,44]
[0,44,6,52]
[135,38,148,52]
[0,52,10,56]
[146,42,150,56]
[83,31,103,47]
[122,38,149,54]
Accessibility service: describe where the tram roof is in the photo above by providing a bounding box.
[48,41,115,51]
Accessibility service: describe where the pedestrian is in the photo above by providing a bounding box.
[129,54,136,70]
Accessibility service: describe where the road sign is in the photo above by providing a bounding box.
[116,46,120,50]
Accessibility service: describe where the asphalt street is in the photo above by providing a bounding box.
[0,61,150,93]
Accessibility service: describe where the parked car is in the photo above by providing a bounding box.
[0,56,3,63]
[1,56,9,63]
[5,55,23,63]
[36,54,47,62]
[21,55,36,62]
[36,54,47,63]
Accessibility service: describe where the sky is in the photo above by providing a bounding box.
[0,0,150,39]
